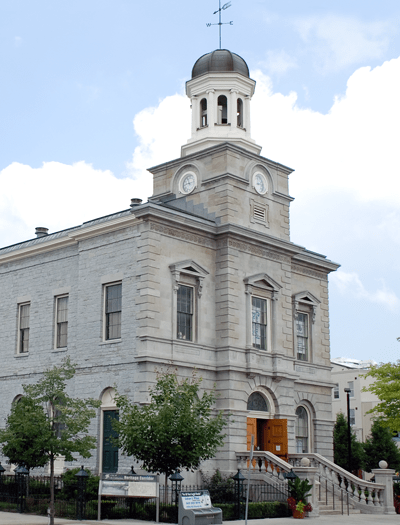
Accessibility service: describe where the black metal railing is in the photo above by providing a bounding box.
[0,476,290,521]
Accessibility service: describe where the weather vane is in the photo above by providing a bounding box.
[207,1,233,49]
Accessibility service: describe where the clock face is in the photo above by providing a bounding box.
[253,173,267,195]
[180,172,196,194]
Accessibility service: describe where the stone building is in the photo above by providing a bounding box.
[0,49,339,477]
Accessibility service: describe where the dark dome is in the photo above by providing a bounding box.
[192,49,249,79]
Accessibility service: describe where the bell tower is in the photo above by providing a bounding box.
[181,49,262,157]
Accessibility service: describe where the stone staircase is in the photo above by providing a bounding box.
[317,482,360,515]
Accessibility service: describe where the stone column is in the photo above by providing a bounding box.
[230,89,238,127]
[191,96,199,135]
[371,460,396,514]
[206,89,215,129]
[292,458,319,518]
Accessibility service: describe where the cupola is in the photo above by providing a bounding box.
[181,49,261,157]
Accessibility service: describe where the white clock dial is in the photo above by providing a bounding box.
[180,172,197,194]
[253,173,267,195]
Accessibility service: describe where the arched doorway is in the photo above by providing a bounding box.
[246,391,288,461]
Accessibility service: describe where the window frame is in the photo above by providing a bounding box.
[349,408,356,426]
[244,273,282,352]
[333,384,340,399]
[251,295,269,351]
[296,312,309,362]
[295,405,310,453]
[176,284,194,341]
[17,302,31,354]
[170,260,209,344]
[54,294,69,349]
[103,282,122,342]
[293,291,320,363]
[348,381,355,398]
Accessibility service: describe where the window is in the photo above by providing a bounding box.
[177,285,193,341]
[349,408,356,426]
[295,406,309,453]
[244,273,282,352]
[217,95,228,124]
[252,297,267,350]
[247,392,269,412]
[170,260,209,344]
[296,313,308,361]
[200,98,207,127]
[104,283,122,340]
[55,296,68,348]
[293,291,320,363]
[333,384,340,399]
[348,381,354,397]
[237,98,243,127]
[18,303,30,353]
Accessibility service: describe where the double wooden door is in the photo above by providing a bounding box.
[247,417,288,461]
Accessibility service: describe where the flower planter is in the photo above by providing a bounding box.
[293,509,305,519]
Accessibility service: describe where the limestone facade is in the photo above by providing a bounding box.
[0,49,339,477]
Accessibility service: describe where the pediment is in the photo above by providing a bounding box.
[169,260,209,278]
[244,273,282,292]
[293,291,320,306]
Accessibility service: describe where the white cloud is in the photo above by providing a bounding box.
[294,14,391,71]
[331,270,399,310]
[250,56,400,205]
[260,50,297,76]
[0,161,148,247]
[127,94,190,176]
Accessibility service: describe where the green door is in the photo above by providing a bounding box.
[103,410,119,473]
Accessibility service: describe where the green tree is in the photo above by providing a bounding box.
[333,412,365,473]
[362,361,400,430]
[0,357,100,525]
[115,369,229,488]
[363,419,400,472]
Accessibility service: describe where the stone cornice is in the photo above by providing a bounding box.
[0,215,141,265]
[148,142,294,176]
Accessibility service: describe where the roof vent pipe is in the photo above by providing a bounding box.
[130,198,142,207]
[35,227,49,238]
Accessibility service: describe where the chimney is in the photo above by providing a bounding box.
[35,227,49,238]
[130,198,142,207]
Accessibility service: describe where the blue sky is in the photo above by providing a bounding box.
[1,0,400,363]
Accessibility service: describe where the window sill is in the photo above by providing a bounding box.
[52,348,67,353]
[15,352,29,358]
[99,339,122,346]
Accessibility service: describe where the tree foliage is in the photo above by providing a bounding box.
[115,369,229,479]
[333,412,365,472]
[363,419,400,472]
[0,357,100,525]
[362,361,400,431]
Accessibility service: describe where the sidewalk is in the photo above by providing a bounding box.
[1,511,399,525]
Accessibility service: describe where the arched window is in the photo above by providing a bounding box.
[101,388,119,473]
[200,98,207,127]
[237,98,243,127]
[247,392,269,412]
[217,95,228,124]
[295,406,309,453]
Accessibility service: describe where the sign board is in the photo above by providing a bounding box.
[180,491,212,510]
[99,473,158,498]
[98,473,159,522]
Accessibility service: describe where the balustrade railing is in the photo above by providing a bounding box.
[236,450,395,514]
[289,453,388,513]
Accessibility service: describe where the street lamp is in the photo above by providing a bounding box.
[344,387,352,473]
